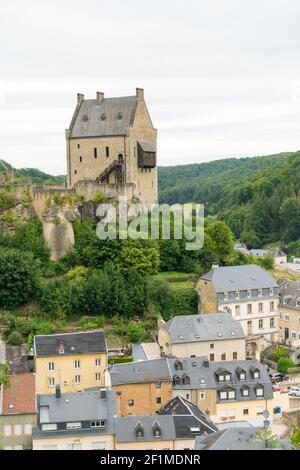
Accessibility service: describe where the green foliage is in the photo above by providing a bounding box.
[0,187,15,209]
[78,315,105,330]
[268,347,289,363]
[125,322,145,343]
[257,429,282,449]
[277,357,294,373]
[0,363,10,387]
[92,190,106,204]
[257,253,274,270]
[0,249,39,308]
[6,331,23,346]
[290,427,300,449]
[108,356,133,365]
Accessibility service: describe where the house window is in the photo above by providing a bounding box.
[79,156,82,163]
[239,372,246,380]
[221,353,226,361]
[285,314,289,321]
[243,409,249,415]
[4,425,12,436]
[258,319,263,329]
[106,146,109,157]
[156,382,161,388]
[41,423,57,431]
[233,352,238,360]
[91,442,106,450]
[66,422,82,429]
[24,424,32,435]
[156,397,162,404]
[128,399,134,407]
[48,362,55,371]
[270,317,275,328]
[220,391,227,400]
[186,393,190,400]
[228,409,236,419]
[210,353,215,361]
[224,291,228,301]
[74,169,77,174]
[270,301,275,312]
[218,374,225,382]
[135,425,144,438]
[95,358,101,367]
[270,287,274,296]
[94,148,97,159]
[43,445,57,450]
[242,388,249,397]
[91,420,105,428]
[256,406,264,415]
[75,375,81,384]
[74,360,80,368]
[247,304,252,314]
[235,291,239,300]
[259,302,263,313]
[210,343,214,349]
[235,305,240,316]
[225,373,231,381]
[77,144,80,149]
[48,377,55,387]
[67,443,82,450]
[220,409,227,418]
[253,371,260,379]
[256,387,264,397]
[228,390,236,399]
[95,372,101,382]
[258,289,262,298]
[247,289,251,299]
[199,392,205,400]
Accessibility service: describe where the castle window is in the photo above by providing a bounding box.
[94,148,97,159]
[79,156,82,163]
[74,170,77,174]
[77,144,80,149]
[106,146,109,158]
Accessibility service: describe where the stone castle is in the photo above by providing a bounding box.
[66,87,157,205]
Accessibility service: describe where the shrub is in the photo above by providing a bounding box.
[6,331,23,346]
[125,322,145,344]
[108,356,133,365]
[268,347,289,363]
[277,357,294,373]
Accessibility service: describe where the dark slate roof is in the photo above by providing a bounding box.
[69,96,137,138]
[138,139,156,152]
[34,330,107,357]
[114,415,176,443]
[108,358,172,386]
[278,279,300,310]
[201,265,277,292]
[158,396,217,437]
[168,357,273,402]
[161,312,245,344]
[5,344,33,374]
[195,427,266,450]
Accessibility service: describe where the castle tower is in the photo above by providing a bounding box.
[65,88,157,204]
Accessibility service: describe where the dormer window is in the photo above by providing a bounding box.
[247,289,251,299]
[236,368,246,380]
[296,298,300,308]
[250,366,260,379]
[174,360,183,371]
[173,375,181,385]
[153,423,161,438]
[218,386,236,400]
[224,291,228,301]
[258,289,262,298]
[182,373,190,385]
[235,290,239,300]
[135,423,144,438]
[270,287,274,296]
[215,368,231,382]
[241,386,249,397]
[255,384,264,397]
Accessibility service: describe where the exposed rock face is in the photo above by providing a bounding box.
[0,202,35,233]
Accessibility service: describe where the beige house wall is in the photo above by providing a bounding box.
[211,398,274,424]
[196,279,217,313]
[112,382,172,416]
[115,440,174,450]
[35,352,107,394]
[278,306,300,348]
[172,388,217,416]
[32,433,115,450]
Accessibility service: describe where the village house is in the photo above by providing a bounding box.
[278,279,300,348]
[66,88,157,204]
[106,358,172,416]
[115,396,217,450]
[197,265,279,358]
[158,312,246,361]
[168,357,273,425]
[0,373,37,450]
[34,331,107,394]
[250,248,287,265]
[32,387,117,450]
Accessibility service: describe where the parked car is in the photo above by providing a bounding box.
[288,387,300,397]
[269,372,288,383]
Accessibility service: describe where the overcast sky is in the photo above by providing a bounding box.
[1,0,300,174]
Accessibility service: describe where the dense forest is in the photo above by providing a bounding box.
[159,151,300,250]
[0,159,66,185]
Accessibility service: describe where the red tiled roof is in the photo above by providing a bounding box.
[2,373,36,415]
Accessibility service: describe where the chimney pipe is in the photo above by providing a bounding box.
[96,91,104,103]
[136,88,144,100]
[77,93,84,104]
[212,262,219,269]
[55,385,61,399]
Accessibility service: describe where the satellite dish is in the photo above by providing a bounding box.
[263,419,270,430]
[262,409,269,419]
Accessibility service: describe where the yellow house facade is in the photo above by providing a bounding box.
[34,331,107,395]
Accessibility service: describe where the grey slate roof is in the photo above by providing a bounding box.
[195,428,266,450]
[108,358,172,386]
[201,265,277,292]
[114,415,176,443]
[250,249,269,257]
[69,96,137,138]
[161,312,245,344]
[34,330,107,357]
[278,279,300,310]
[168,357,273,402]
[138,139,156,152]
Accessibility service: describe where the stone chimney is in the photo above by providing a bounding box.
[77,93,84,104]
[212,262,219,269]
[136,88,144,100]
[58,341,65,354]
[96,91,104,103]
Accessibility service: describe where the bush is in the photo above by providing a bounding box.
[277,357,294,374]
[268,347,289,363]
[125,322,145,344]
[6,331,23,346]
[108,356,133,365]
[0,188,15,210]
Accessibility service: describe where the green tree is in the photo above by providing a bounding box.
[258,254,274,270]
[277,357,294,373]
[206,220,234,263]
[6,331,23,346]
[125,322,145,344]
[0,249,39,308]
[290,427,300,449]
[0,363,10,387]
